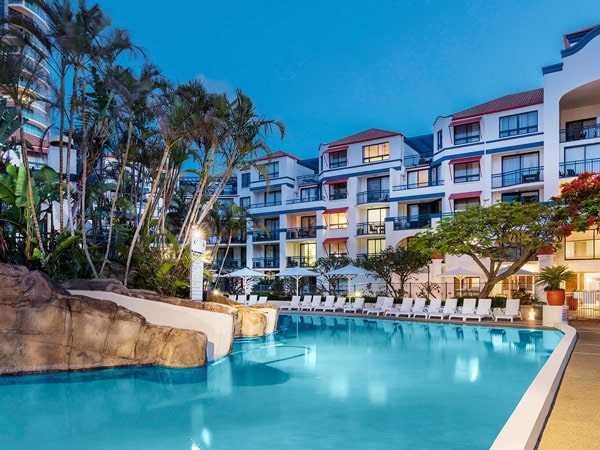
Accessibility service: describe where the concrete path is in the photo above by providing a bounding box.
[539,320,600,449]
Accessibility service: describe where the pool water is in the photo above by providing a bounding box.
[0,315,562,449]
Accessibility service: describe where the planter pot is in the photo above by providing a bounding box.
[546,290,565,306]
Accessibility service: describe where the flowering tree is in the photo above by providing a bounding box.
[552,171,600,236]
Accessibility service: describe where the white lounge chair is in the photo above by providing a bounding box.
[258,296,268,304]
[495,298,522,322]
[428,298,458,320]
[387,297,413,317]
[449,298,476,320]
[365,296,386,315]
[331,296,347,312]
[366,297,394,316]
[299,295,313,310]
[419,298,442,318]
[281,295,301,310]
[344,297,365,313]
[248,295,258,305]
[410,298,427,317]
[460,298,494,321]
[228,294,237,301]
[237,294,247,305]
[309,295,322,310]
[314,295,335,312]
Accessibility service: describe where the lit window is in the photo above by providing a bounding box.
[363,142,389,163]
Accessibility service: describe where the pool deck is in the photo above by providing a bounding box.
[538,320,600,449]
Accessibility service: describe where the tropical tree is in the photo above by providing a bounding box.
[360,246,430,298]
[410,201,561,297]
[552,171,600,236]
[314,255,353,294]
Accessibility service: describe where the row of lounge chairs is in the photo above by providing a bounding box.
[281,295,524,322]
[228,294,268,306]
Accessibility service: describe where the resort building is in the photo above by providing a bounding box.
[206,23,600,298]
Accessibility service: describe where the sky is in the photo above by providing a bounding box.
[97,0,600,160]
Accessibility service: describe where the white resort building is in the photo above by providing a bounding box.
[207,24,600,299]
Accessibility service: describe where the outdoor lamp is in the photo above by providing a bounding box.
[528,308,535,321]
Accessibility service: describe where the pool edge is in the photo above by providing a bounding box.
[490,322,577,450]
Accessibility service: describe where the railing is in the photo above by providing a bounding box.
[8,1,49,23]
[286,256,317,267]
[252,257,279,269]
[252,229,280,241]
[286,227,317,239]
[212,259,244,270]
[356,221,385,235]
[329,192,347,200]
[404,154,433,168]
[560,158,600,178]
[208,234,246,245]
[329,159,347,168]
[355,253,381,261]
[392,215,437,230]
[392,179,444,191]
[560,124,600,143]
[491,166,543,188]
[286,195,321,205]
[251,200,282,208]
[258,171,279,181]
[297,174,319,186]
[356,189,389,204]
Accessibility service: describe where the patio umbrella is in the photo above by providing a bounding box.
[222,267,266,294]
[326,264,376,294]
[498,267,538,276]
[440,267,484,296]
[276,267,318,295]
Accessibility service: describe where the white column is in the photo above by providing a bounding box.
[191,228,207,301]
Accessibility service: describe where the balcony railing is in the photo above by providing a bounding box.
[258,171,279,181]
[286,256,316,268]
[286,227,317,239]
[392,179,444,191]
[252,229,280,241]
[208,234,246,245]
[356,190,389,205]
[356,253,381,261]
[252,257,279,269]
[560,158,600,178]
[286,195,321,205]
[212,258,244,270]
[297,174,319,186]
[560,124,600,143]
[356,221,385,235]
[491,166,543,188]
[251,200,282,208]
[392,215,438,230]
[329,192,347,200]
[404,154,433,168]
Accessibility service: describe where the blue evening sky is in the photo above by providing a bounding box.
[99,0,598,159]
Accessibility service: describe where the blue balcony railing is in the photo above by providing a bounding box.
[286,256,316,268]
[212,258,244,270]
[329,192,347,200]
[404,154,433,168]
[491,166,543,188]
[392,215,439,230]
[286,195,321,205]
[297,174,319,186]
[560,124,600,143]
[560,158,600,178]
[286,227,317,239]
[252,257,279,269]
[392,179,444,191]
[356,221,385,236]
[356,190,389,205]
[252,229,280,241]
[251,200,282,208]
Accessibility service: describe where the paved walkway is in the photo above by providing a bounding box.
[539,320,600,449]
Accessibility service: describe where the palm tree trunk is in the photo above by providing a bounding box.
[57,61,67,233]
[65,65,80,235]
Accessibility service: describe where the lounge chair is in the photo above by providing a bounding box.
[428,298,458,320]
[366,297,394,316]
[418,298,442,318]
[228,294,237,301]
[387,297,413,317]
[449,298,476,320]
[314,295,335,312]
[344,297,365,313]
[258,296,268,304]
[281,295,301,310]
[237,294,247,305]
[460,298,494,321]
[248,295,258,305]
[309,295,322,310]
[331,296,347,312]
[409,298,427,318]
[299,295,313,310]
[494,298,522,322]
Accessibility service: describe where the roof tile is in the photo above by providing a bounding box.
[327,128,403,147]
[452,88,543,120]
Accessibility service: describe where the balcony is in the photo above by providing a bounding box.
[560,124,600,143]
[404,154,433,168]
[286,227,317,239]
[252,257,279,269]
[329,192,347,200]
[491,166,543,189]
[356,221,385,236]
[560,158,600,178]
[356,190,389,205]
[208,233,246,245]
[212,258,244,270]
[393,179,444,191]
[392,215,438,230]
[252,229,280,242]
[286,256,316,268]
[286,195,321,205]
[297,174,319,186]
[251,200,282,208]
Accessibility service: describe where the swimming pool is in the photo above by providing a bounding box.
[0,315,562,449]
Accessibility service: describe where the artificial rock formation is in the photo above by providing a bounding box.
[0,264,207,375]
[205,292,276,337]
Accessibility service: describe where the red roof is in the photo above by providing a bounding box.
[253,151,299,163]
[327,128,403,147]
[452,88,543,120]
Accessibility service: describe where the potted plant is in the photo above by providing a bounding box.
[535,265,574,306]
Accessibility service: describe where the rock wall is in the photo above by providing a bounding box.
[205,292,278,337]
[0,265,207,375]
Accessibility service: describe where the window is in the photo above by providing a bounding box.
[329,150,347,168]
[367,238,386,255]
[326,242,348,256]
[258,162,279,180]
[454,122,480,145]
[500,111,538,137]
[367,207,388,224]
[437,129,443,150]
[407,169,429,189]
[299,243,317,266]
[240,196,251,208]
[564,230,600,260]
[300,187,319,202]
[264,218,279,235]
[300,216,317,238]
[363,142,389,163]
[327,212,348,230]
[501,152,540,185]
[264,190,281,206]
[565,118,597,142]
[454,197,480,212]
[564,144,600,176]
[329,182,347,200]
[454,161,480,183]
[241,172,250,188]
[430,165,442,186]
[501,191,539,204]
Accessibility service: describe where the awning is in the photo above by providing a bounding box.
[324,207,349,214]
[448,190,482,200]
[324,145,349,154]
[448,155,481,165]
[323,237,349,245]
[449,116,482,127]
[323,178,348,185]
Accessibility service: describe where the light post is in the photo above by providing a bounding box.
[190,226,206,301]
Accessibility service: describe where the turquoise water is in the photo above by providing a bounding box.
[0,315,562,449]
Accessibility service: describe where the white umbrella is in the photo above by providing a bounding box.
[327,264,376,294]
[276,267,318,295]
[498,267,537,276]
[222,267,266,294]
[440,267,483,296]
